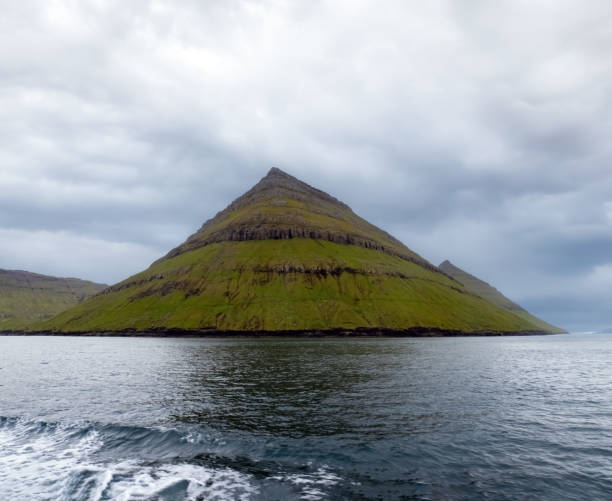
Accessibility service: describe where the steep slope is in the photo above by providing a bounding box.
[438,260,564,333]
[36,169,560,335]
[158,168,436,271]
[0,269,107,330]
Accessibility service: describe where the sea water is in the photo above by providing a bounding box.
[0,334,610,500]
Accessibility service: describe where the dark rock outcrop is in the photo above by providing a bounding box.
[157,168,447,277]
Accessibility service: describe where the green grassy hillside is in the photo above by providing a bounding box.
[0,269,107,330]
[438,260,564,333]
[32,169,561,335]
[38,240,550,333]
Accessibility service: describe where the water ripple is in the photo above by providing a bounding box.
[0,334,611,499]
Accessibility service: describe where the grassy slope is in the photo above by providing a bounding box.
[0,271,107,330]
[37,239,550,333]
[166,191,436,271]
[439,261,565,333]
[197,197,424,260]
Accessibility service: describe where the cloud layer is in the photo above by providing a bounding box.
[1,0,611,330]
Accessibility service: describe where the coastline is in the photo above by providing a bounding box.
[0,326,565,337]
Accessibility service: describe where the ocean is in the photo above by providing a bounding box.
[0,334,610,500]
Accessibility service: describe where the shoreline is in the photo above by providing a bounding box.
[0,326,564,337]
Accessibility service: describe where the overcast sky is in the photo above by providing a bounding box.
[1,0,611,331]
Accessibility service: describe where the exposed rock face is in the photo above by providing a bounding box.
[159,168,443,275]
[226,167,351,212]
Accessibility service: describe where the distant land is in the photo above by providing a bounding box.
[21,168,564,336]
[438,260,562,334]
[598,328,612,334]
[0,269,107,330]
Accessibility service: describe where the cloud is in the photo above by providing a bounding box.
[0,228,159,285]
[0,0,611,329]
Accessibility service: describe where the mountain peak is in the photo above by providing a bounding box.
[158,168,439,274]
[260,167,292,185]
[264,166,290,178]
[242,167,346,209]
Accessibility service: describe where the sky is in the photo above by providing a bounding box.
[1,0,611,331]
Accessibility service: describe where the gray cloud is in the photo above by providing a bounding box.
[1,0,611,331]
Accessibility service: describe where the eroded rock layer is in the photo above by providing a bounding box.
[159,168,440,273]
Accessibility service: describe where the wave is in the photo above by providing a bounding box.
[0,416,341,500]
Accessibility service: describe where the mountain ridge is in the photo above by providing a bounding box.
[438,260,564,333]
[157,168,445,276]
[0,269,107,330]
[30,168,563,335]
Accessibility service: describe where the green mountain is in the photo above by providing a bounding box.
[0,269,107,330]
[35,168,562,335]
[438,260,564,333]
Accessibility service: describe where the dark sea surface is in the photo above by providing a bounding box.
[0,334,611,500]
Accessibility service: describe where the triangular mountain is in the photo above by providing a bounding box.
[157,167,435,270]
[0,269,107,330]
[35,168,562,335]
[438,260,564,333]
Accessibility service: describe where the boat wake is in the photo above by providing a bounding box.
[0,416,341,500]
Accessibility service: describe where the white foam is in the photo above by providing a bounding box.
[0,420,257,501]
[0,419,102,500]
[101,462,257,500]
[0,418,343,500]
[270,466,342,500]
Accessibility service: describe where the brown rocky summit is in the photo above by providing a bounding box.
[160,167,439,273]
